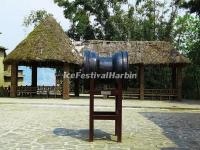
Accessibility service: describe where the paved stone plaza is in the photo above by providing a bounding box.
[0,98,200,150]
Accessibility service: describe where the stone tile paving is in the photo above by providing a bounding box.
[0,98,200,150]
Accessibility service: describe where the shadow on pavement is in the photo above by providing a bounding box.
[53,128,113,141]
[140,112,200,150]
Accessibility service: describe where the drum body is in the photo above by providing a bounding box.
[83,50,128,74]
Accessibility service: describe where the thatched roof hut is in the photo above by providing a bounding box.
[77,40,190,65]
[74,40,189,101]
[4,16,82,66]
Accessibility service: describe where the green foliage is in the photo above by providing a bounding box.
[54,0,129,40]
[175,0,200,66]
[144,66,171,89]
[23,10,53,28]
[54,0,177,41]
[173,13,200,65]
[183,65,200,99]
[133,0,178,41]
[175,0,200,99]
[173,13,200,99]
[173,14,200,54]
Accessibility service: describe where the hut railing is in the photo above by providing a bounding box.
[1,86,178,100]
[144,89,178,100]
[123,88,178,100]
[0,87,10,97]
[123,88,140,99]
[17,86,62,97]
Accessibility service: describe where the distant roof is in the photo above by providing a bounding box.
[4,16,82,66]
[77,40,190,65]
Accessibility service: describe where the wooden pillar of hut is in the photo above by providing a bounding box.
[171,65,177,89]
[31,65,37,96]
[63,63,70,99]
[32,65,37,87]
[139,64,144,100]
[177,65,182,101]
[10,63,18,97]
[74,66,80,97]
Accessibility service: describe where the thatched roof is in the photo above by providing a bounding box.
[4,16,82,66]
[77,40,190,65]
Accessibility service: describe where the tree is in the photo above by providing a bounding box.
[23,10,52,28]
[54,0,178,41]
[133,0,178,41]
[176,0,200,16]
[173,14,200,54]
[54,0,130,40]
[172,13,200,99]
[175,0,200,99]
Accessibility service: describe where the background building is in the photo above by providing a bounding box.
[0,47,5,87]
[0,47,23,87]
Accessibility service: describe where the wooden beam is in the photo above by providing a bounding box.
[139,64,144,100]
[177,66,182,101]
[32,66,37,87]
[116,79,122,142]
[10,63,18,97]
[89,79,94,142]
[74,78,79,97]
[63,63,70,99]
[74,66,79,97]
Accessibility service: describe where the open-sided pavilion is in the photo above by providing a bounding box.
[4,16,82,99]
[79,40,190,101]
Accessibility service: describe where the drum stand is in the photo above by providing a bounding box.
[89,79,122,142]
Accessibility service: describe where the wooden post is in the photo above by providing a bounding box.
[89,79,94,142]
[115,94,118,136]
[116,79,122,142]
[32,65,37,87]
[31,65,37,96]
[177,66,182,101]
[63,63,70,99]
[10,63,18,97]
[74,78,79,97]
[139,64,144,100]
[74,66,79,97]
[172,66,177,89]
